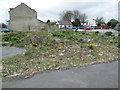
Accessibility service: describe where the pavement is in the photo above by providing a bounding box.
[0,47,25,89]
[0,46,25,59]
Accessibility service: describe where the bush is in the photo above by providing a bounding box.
[52,31,65,38]
[11,37,19,42]
[68,36,78,41]
[87,43,96,50]
[81,31,86,35]
[2,34,10,41]
[105,32,113,36]
[95,31,99,34]
[2,43,7,46]
[116,43,120,48]
[88,45,94,49]
[78,39,84,43]
[25,48,36,55]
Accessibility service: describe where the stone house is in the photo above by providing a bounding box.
[115,23,120,30]
[7,3,47,31]
[56,21,73,29]
[87,19,97,27]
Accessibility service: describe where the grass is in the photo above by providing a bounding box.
[1,29,118,79]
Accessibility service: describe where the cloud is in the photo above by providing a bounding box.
[83,1,118,22]
[0,0,119,23]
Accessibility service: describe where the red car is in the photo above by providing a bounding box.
[84,27,92,30]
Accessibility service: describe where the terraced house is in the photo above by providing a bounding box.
[8,3,47,31]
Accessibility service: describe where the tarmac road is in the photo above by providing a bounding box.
[2,61,118,88]
[0,46,25,59]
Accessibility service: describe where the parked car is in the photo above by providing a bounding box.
[84,27,92,30]
[60,26,68,29]
[63,26,68,29]
[100,26,105,29]
[72,27,78,29]
[91,26,97,29]
[79,26,87,29]
[0,28,13,32]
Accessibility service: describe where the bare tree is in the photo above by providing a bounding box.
[73,10,81,20]
[72,10,87,25]
[80,13,87,25]
[60,11,73,21]
[60,10,88,26]
[95,17,105,27]
[0,23,7,28]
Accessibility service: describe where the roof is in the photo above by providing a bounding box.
[10,3,37,13]
[57,21,72,25]
[38,20,45,23]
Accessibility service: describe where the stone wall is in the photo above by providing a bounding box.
[8,3,47,31]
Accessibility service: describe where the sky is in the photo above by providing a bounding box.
[0,0,119,23]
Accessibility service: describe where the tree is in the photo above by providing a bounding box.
[72,19,81,27]
[0,23,7,28]
[46,19,50,23]
[80,13,87,25]
[60,11,73,21]
[95,17,105,27]
[60,10,88,26]
[107,19,118,29]
[73,10,81,20]
[46,19,51,29]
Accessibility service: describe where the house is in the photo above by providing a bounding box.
[87,19,97,27]
[0,23,3,28]
[115,23,120,30]
[7,3,47,31]
[56,21,73,29]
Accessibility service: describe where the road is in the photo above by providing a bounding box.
[2,61,118,88]
[77,29,119,36]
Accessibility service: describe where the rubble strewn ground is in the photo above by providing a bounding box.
[0,29,118,79]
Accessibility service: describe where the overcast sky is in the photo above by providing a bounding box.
[0,0,119,23]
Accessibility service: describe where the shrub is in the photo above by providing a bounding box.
[87,45,94,49]
[2,34,10,41]
[52,31,65,38]
[57,46,63,50]
[11,37,19,42]
[116,43,120,48]
[68,35,78,41]
[62,31,70,35]
[105,32,113,36]
[1,43,7,46]
[25,48,36,55]
[87,43,96,50]
[78,39,84,43]
[81,31,86,35]
[95,31,99,34]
